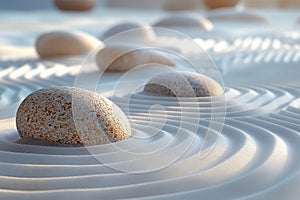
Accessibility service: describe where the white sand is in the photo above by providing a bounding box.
[0,5,300,200]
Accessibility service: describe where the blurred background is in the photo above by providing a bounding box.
[0,0,299,10]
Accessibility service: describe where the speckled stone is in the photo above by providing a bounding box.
[144,71,224,97]
[153,15,213,31]
[36,31,102,58]
[204,0,238,9]
[54,0,96,12]
[96,44,175,72]
[101,22,155,41]
[16,87,131,146]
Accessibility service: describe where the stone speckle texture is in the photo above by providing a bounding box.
[16,87,131,146]
[144,71,224,97]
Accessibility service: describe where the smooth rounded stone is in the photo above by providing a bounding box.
[144,71,224,97]
[153,15,214,31]
[16,87,131,146]
[36,31,102,58]
[101,22,155,41]
[204,0,239,9]
[207,9,268,23]
[54,0,96,11]
[96,44,175,72]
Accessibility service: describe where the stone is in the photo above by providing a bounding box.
[153,15,213,31]
[54,0,96,12]
[16,87,131,145]
[96,44,175,72]
[101,21,155,41]
[144,71,224,97]
[36,31,102,58]
[203,0,239,10]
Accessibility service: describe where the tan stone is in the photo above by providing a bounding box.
[54,0,96,12]
[96,44,175,72]
[16,87,131,145]
[144,71,224,97]
[36,31,102,58]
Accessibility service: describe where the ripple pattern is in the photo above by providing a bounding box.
[0,84,300,200]
[1,9,300,200]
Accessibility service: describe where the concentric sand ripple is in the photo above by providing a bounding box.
[0,84,299,200]
[0,34,298,116]
[1,8,300,200]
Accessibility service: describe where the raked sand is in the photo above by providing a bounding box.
[0,5,300,200]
